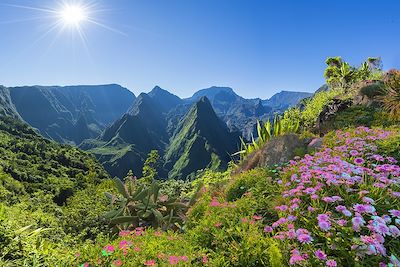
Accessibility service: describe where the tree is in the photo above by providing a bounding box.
[142,150,160,184]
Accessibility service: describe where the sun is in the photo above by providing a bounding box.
[59,4,87,26]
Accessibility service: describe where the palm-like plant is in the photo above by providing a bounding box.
[379,69,400,120]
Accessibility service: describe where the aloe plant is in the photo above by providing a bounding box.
[104,177,198,231]
[233,115,300,160]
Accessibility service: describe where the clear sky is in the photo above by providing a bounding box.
[0,0,399,99]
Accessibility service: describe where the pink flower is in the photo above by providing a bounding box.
[289,249,306,265]
[253,215,262,220]
[214,222,222,228]
[264,226,273,233]
[113,260,123,267]
[315,249,327,260]
[144,259,156,266]
[326,259,337,267]
[119,230,130,237]
[210,198,220,207]
[354,158,365,165]
[297,233,313,244]
[202,255,209,263]
[169,256,180,265]
[180,256,189,262]
[104,245,115,253]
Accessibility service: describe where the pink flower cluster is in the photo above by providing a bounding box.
[264,127,400,265]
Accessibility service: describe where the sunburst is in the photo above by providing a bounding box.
[1,1,126,54]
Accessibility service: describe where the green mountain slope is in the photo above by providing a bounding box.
[0,86,21,119]
[8,84,135,145]
[164,97,239,179]
[82,93,169,178]
[0,116,109,205]
[184,86,272,139]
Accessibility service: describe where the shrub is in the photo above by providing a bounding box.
[186,196,273,266]
[225,168,280,215]
[376,131,400,162]
[383,69,400,90]
[358,81,385,98]
[299,88,344,128]
[74,229,208,266]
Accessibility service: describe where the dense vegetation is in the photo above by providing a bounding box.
[0,117,113,265]
[0,57,399,266]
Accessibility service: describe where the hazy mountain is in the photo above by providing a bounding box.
[7,84,135,144]
[164,97,239,179]
[0,83,310,179]
[148,86,183,114]
[262,90,313,110]
[183,86,272,139]
[0,86,21,119]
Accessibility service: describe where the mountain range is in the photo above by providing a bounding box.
[0,83,312,179]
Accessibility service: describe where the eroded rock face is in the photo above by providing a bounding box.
[236,134,307,173]
[316,98,353,135]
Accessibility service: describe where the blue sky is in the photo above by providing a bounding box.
[0,0,399,99]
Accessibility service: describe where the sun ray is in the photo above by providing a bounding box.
[2,0,127,58]
[0,4,57,14]
[86,19,128,36]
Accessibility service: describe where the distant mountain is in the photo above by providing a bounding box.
[6,84,135,144]
[82,93,169,178]
[262,91,313,110]
[184,86,271,139]
[0,86,21,119]
[164,97,239,179]
[148,86,183,114]
[83,95,239,180]
[0,82,311,180]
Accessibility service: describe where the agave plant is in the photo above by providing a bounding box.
[233,116,300,160]
[378,69,400,120]
[104,177,198,231]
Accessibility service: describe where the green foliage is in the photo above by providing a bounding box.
[379,69,400,120]
[62,180,115,239]
[235,116,300,160]
[376,130,400,161]
[105,177,195,230]
[383,69,400,89]
[359,81,385,98]
[268,240,284,267]
[324,57,383,91]
[141,150,161,184]
[299,88,345,128]
[0,117,109,205]
[331,105,396,129]
[186,196,273,266]
[159,178,192,199]
[0,117,112,265]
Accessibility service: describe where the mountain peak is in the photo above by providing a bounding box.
[150,85,164,93]
[188,86,239,102]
